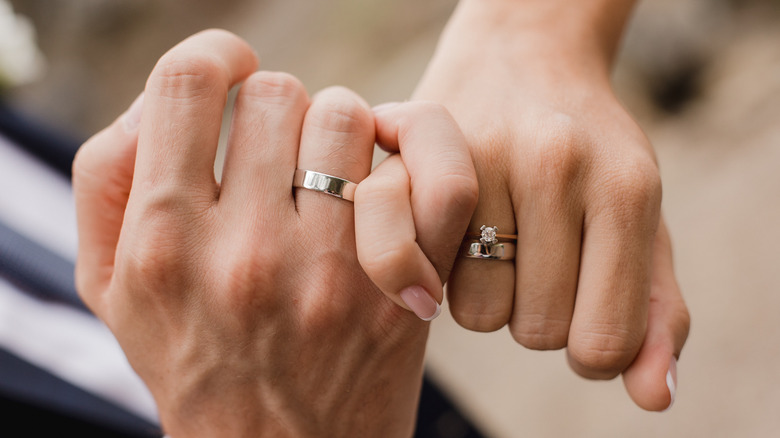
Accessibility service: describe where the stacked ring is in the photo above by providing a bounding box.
[461,241,516,260]
[460,225,517,261]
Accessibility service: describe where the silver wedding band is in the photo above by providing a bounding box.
[460,225,517,261]
[461,241,516,261]
[293,169,357,202]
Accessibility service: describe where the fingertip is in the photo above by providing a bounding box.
[191,28,260,67]
[426,303,442,321]
[622,345,677,412]
[372,102,402,152]
[661,356,677,412]
[400,285,442,321]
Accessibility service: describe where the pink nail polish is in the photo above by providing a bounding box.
[663,356,678,412]
[399,286,441,321]
[122,93,144,133]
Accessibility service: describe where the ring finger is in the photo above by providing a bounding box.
[294,87,376,226]
[446,152,516,332]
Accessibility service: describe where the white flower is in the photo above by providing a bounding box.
[0,0,46,88]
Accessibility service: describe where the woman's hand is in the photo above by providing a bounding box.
[72,30,476,437]
[405,0,691,411]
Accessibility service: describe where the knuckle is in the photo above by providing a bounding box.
[71,143,95,187]
[309,87,372,135]
[434,172,479,220]
[292,259,379,331]
[569,324,642,377]
[599,156,662,217]
[134,186,212,219]
[511,331,568,351]
[446,277,512,332]
[116,232,190,291]
[148,50,226,101]
[116,202,211,288]
[509,315,570,350]
[356,170,407,203]
[215,245,282,312]
[468,126,513,161]
[449,301,511,333]
[393,100,460,143]
[239,71,306,104]
[450,307,509,332]
[528,120,588,192]
[666,294,692,343]
[71,131,132,192]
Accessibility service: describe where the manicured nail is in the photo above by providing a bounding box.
[372,102,402,114]
[399,286,441,321]
[663,356,677,412]
[122,93,144,133]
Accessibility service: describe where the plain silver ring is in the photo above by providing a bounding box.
[292,169,357,202]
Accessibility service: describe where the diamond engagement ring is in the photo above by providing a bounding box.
[461,225,517,261]
[466,225,517,244]
[292,169,357,202]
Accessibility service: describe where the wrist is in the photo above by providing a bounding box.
[445,0,637,75]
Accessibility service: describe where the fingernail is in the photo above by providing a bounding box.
[662,356,678,412]
[399,286,441,321]
[122,93,144,133]
[372,102,401,114]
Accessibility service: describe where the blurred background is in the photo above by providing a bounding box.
[3,0,780,436]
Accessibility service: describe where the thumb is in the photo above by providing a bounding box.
[72,93,142,314]
[622,217,691,411]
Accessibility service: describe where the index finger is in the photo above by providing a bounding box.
[135,29,258,197]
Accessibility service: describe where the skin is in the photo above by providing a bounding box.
[72,30,477,437]
[357,102,480,319]
[401,0,691,411]
[72,0,691,431]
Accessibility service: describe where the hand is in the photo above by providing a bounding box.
[72,30,474,437]
[406,0,690,411]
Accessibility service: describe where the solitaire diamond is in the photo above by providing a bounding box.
[480,225,498,245]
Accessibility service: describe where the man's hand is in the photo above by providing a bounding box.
[72,30,476,437]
